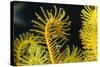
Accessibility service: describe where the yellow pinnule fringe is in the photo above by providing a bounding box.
[80,6,97,61]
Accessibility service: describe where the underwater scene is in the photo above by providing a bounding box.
[11,1,97,66]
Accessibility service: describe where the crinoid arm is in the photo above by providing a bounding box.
[80,6,97,61]
[61,45,83,63]
[30,5,71,64]
[13,32,50,65]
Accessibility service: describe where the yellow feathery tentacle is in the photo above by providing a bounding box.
[13,32,50,65]
[18,44,50,65]
[80,6,97,61]
[13,32,34,65]
[30,5,71,64]
[44,6,71,63]
[61,45,83,63]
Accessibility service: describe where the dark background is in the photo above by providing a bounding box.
[11,1,87,65]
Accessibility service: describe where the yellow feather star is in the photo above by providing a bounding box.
[13,5,92,65]
[80,6,97,61]
[30,5,71,64]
